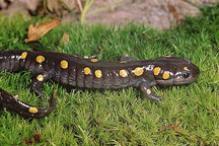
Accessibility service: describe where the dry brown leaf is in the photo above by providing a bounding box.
[60,32,70,45]
[25,19,61,43]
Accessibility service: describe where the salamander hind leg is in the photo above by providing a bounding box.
[0,88,56,118]
[139,81,162,102]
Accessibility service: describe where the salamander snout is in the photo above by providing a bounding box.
[173,63,200,85]
[153,57,200,86]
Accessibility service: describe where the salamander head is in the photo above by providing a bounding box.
[152,57,200,86]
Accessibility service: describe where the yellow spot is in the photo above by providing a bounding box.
[91,58,98,63]
[132,67,144,76]
[60,60,69,69]
[20,52,28,59]
[28,107,38,114]
[162,71,170,80]
[36,55,45,63]
[153,67,161,76]
[146,89,151,95]
[95,70,102,78]
[84,67,91,75]
[36,74,44,81]
[119,69,128,78]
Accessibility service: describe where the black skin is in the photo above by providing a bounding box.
[0,50,200,118]
[0,88,56,118]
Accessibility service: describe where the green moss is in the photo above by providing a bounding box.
[0,5,218,146]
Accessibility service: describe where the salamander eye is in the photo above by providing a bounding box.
[182,72,190,78]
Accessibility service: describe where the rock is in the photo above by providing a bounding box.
[0,0,218,29]
[86,0,216,29]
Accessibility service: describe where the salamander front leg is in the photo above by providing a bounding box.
[119,55,136,63]
[139,81,161,102]
[30,72,53,97]
[31,78,43,97]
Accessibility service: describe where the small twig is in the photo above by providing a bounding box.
[80,0,94,24]
[76,0,83,13]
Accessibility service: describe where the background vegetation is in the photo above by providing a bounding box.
[0,5,218,145]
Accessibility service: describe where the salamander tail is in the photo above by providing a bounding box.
[0,88,56,119]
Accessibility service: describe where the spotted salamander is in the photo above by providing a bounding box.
[0,50,199,118]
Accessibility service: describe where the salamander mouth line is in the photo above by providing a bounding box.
[156,77,197,85]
